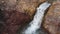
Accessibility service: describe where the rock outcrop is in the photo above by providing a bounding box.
[43,0,60,34]
[16,0,46,16]
[0,0,46,34]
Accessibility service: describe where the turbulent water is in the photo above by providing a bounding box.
[21,2,51,34]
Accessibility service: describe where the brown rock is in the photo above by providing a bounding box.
[16,0,46,16]
[1,10,31,34]
[0,0,46,34]
[43,0,60,34]
[0,0,46,16]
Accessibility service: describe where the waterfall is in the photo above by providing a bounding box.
[22,2,51,34]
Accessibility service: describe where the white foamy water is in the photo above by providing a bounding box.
[22,2,51,34]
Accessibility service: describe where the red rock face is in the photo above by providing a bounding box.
[1,10,30,34]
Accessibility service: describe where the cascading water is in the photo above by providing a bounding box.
[21,2,51,34]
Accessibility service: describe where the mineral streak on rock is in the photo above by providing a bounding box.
[43,0,60,34]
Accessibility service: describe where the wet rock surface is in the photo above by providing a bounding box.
[43,0,60,34]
